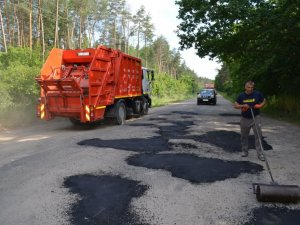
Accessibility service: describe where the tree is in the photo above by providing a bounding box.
[142,13,154,66]
[120,4,132,53]
[54,0,59,47]
[176,0,300,98]
[133,5,146,57]
[29,0,32,50]
[169,49,181,79]
[152,36,170,73]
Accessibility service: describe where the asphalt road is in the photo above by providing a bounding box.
[0,95,299,225]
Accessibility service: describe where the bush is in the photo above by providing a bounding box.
[0,81,13,109]
[151,72,197,106]
[0,47,42,127]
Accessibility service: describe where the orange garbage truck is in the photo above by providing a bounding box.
[35,45,154,125]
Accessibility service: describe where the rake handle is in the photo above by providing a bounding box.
[250,107,275,183]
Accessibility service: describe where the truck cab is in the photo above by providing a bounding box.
[142,67,154,107]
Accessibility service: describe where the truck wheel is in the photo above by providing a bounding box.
[141,98,149,115]
[115,101,126,125]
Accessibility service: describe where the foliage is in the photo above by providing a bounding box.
[0,0,155,53]
[0,47,41,109]
[151,72,199,106]
[177,0,300,119]
[0,81,12,109]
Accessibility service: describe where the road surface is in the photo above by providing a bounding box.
[0,95,299,225]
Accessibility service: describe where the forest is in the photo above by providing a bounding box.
[176,0,300,123]
[0,0,207,127]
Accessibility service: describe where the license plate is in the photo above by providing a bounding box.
[203,99,209,101]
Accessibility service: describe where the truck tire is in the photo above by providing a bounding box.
[132,100,142,115]
[141,98,149,115]
[115,101,126,125]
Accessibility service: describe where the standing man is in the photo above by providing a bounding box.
[234,81,266,161]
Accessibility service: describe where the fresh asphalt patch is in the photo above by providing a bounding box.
[158,120,194,140]
[168,142,198,149]
[219,113,241,117]
[126,153,263,184]
[126,123,155,127]
[78,137,168,153]
[189,130,273,153]
[171,110,199,116]
[227,122,241,125]
[159,125,190,139]
[181,115,194,119]
[130,120,273,154]
[149,117,168,121]
[244,206,300,225]
[77,120,194,153]
[64,174,148,225]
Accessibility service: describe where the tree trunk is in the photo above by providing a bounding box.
[0,9,7,53]
[20,22,23,47]
[137,24,140,57]
[37,0,41,45]
[4,0,11,46]
[29,0,32,50]
[126,21,130,53]
[145,37,148,67]
[114,19,117,49]
[40,0,45,62]
[54,0,59,48]
[70,21,75,49]
[13,4,20,47]
[88,21,96,48]
[79,17,82,49]
[65,1,71,49]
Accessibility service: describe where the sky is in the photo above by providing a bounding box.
[126,0,221,80]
